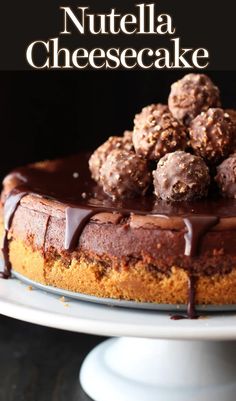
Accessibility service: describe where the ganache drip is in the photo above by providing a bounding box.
[65,207,127,251]
[1,189,28,278]
[171,276,198,320]
[171,216,219,319]
[184,216,219,318]
[0,153,225,319]
[183,216,220,257]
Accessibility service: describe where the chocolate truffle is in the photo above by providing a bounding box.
[168,74,221,125]
[133,104,187,161]
[215,153,236,198]
[189,108,235,164]
[225,109,236,127]
[153,151,210,201]
[225,109,236,150]
[123,130,134,147]
[100,149,151,200]
[89,132,133,183]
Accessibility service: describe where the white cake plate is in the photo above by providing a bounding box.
[1,276,236,401]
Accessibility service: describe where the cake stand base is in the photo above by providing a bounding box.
[80,337,236,401]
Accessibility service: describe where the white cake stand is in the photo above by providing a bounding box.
[1,277,236,401]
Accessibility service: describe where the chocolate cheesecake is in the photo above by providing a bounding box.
[1,73,236,319]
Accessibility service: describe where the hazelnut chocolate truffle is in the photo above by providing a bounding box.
[153,151,210,201]
[100,149,151,200]
[225,109,236,149]
[133,104,187,161]
[189,108,235,165]
[168,74,221,125]
[225,109,236,128]
[123,130,134,147]
[215,153,236,198]
[89,132,133,183]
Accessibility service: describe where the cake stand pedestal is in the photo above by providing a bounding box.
[80,337,236,401]
[0,276,236,401]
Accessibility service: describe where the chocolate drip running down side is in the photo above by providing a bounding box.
[1,189,28,278]
[0,153,234,319]
[65,207,105,250]
[171,216,219,319]
[183,216,220,257]
[184,216,219,318]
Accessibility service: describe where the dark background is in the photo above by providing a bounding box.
[0,71,236,179]
[0,315,101,401]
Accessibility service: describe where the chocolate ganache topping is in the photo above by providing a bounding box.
[2,73,236,319]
